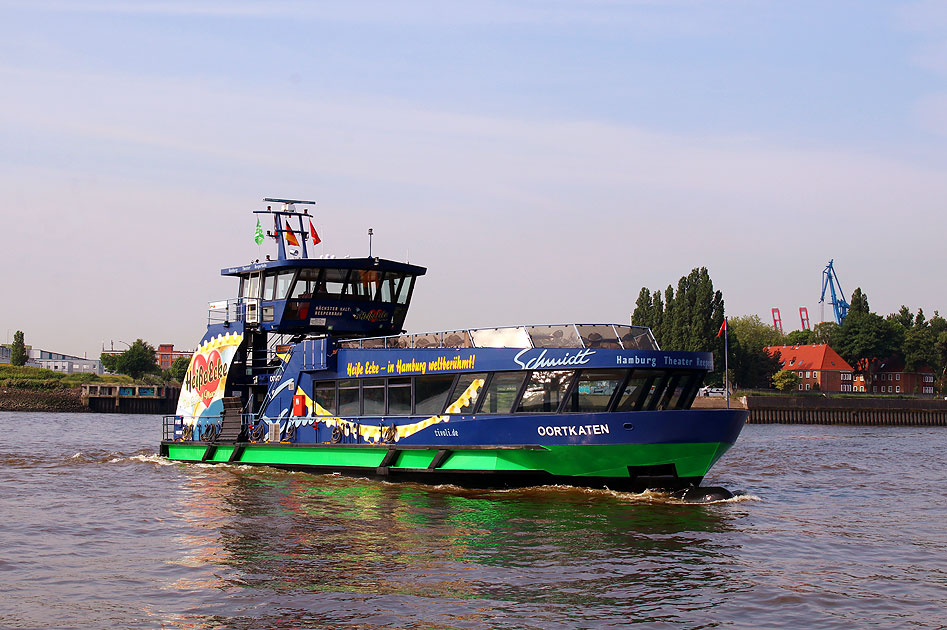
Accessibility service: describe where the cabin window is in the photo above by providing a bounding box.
[338,379,360,416]
[477,372,527,414]
[275,271,294,299]
[643,372,671,410]
[565,369,625,412]
[414,374,456,415]
[387,377,412,415]
[517,370,573,413]
[446,372,488,414]
[576,325,622,349]
[362,378,385,415]
[615,371,651,412]
[667,372,703,409]
[313,382,337,415]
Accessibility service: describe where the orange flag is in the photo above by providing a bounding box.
[309,219,321,245]
[284,221,300,247]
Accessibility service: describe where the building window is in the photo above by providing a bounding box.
[806,383,811,391]
[896,386,901,393]
[812,370,818,378]
[896,373,901,381]
[924,387,934,394]
[798,371,803,378]
[798,384,804,390]
[873,386,877,393]
[888,386,893,393]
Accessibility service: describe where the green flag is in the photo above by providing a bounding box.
[254,218,264,245]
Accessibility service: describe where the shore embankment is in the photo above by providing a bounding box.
[0,387,87,412]
[746,395,947,426]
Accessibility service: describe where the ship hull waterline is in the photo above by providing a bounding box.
[161,436,741,492]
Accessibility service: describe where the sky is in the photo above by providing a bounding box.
[2,0,947,359]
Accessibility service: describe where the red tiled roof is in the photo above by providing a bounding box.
[763,344,854,372]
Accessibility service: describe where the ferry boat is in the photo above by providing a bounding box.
[161,199,748,491]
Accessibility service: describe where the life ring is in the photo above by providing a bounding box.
[181,425,193,441]
[283,424,297,442]
[249,423,266,442]
[330,426,343,443]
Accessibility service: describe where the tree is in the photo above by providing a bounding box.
[99,339,160,379]
[888,305,914,329]
[631,267,725,381]
[835,307,903,385]
[902,324,938,373]
[772,369,800,392]
[727,315,784,389]
[811,321,840,346]
[785,329,813,345]
[849,288,870,317]
[169,356,190,382]
[10,330,27,366]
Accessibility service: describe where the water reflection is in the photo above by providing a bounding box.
[169,466,748,627]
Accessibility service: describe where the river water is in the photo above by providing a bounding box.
[1,411,945,629]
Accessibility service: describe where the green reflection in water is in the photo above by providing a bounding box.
[174,467,748,608]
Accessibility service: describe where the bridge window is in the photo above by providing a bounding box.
[262,273,275,300]
[275,271,294,299]
[291,269,320,298]
[396,276,415,304]
[321,268,349,297]
[379,273,402,303]
[565,369,625,412]
[348,270,381,301]
[477,372,527,414]
[517,370,573,413]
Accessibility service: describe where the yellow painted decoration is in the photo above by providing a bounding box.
[287,378,485,442]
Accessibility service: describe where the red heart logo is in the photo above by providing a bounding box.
[192,350,224,408]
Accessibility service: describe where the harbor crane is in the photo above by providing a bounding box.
[819,259,850,324]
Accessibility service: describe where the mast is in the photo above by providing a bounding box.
[255,198,317,261]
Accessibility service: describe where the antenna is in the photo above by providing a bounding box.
[368,228,374,257]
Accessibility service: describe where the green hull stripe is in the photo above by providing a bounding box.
[165,442,728,479]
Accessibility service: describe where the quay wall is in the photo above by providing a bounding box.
[746,395,947,426]
[0,387,86,412]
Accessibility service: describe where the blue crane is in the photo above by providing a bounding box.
[819,259,850,324]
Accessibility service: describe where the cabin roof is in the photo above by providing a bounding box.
[221,256,427,277]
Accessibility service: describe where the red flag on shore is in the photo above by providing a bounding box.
[309,219,321,245]
[284,221,300,247]
[716,319,727,338]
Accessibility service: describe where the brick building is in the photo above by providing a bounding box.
[156,344,193,370]
[867,357,937,395]
[764,344,856,392]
